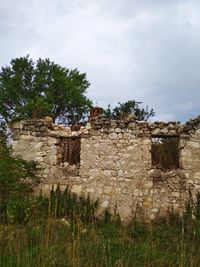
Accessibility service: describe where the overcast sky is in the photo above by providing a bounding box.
[1,0,200,122]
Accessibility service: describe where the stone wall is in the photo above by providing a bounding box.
[11,114,200,222]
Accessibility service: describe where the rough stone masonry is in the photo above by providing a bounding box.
[11,113,200,222]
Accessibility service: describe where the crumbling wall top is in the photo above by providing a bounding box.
[10,114,200,140]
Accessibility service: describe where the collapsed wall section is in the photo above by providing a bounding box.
[11,114,200,222]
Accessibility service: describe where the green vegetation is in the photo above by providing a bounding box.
[0,56,92,125]
[0,57,157,127]
[0,180,200,266]
[0,140,38,223]
[104,100,155,121]
[0,139,200,266]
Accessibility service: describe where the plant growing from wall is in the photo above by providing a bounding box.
[104,100,155,121]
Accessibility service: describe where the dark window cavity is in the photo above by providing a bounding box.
[58,137,80,165]
[151,137,180,169]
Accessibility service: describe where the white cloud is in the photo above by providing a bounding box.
[0,0,200,122]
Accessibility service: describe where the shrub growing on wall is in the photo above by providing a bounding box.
[104,100,155,121]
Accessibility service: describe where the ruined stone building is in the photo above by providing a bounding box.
[11,110,200,222]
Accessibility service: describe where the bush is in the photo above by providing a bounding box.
[0,140,38,201]
[47,185,99,224]
[0,139,38,223]
[5,195,33,224]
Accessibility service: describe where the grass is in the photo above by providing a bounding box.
[1,187,200,266]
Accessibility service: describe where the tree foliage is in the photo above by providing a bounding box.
[104,100,155,121]
[0,56,92,125]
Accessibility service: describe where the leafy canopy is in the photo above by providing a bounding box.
[0,56,92,125]
[104,100,155,121]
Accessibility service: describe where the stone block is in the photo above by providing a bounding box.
[115,128,122,133]
[133,189,140,197]
[189,141,200,149]
[36,121,44,127]
[103,170,112,177]
[104,186,113,194]
[12,130,20,140]
[71,185,82,195]
[40,126,48,132]
[160,128,169,135]
[194,172,200,179]
[89,169,99,177]
[172,192,180,198]
[151,128,160,135]
[109,133,118,139]
[148,169,161,178]
[143,200,151,208]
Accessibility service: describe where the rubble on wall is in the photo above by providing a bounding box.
[11,117,89,140]
[89,114,200,139]
[12,113,200,141]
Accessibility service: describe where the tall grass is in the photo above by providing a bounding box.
[1,187,200,266]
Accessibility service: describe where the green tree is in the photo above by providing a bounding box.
[104,100,155,121]
[0,56,92,125]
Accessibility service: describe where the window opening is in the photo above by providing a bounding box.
[59,137,80,165]
[151,136,179,169]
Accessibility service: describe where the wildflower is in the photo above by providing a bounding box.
[60,218,70,227]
